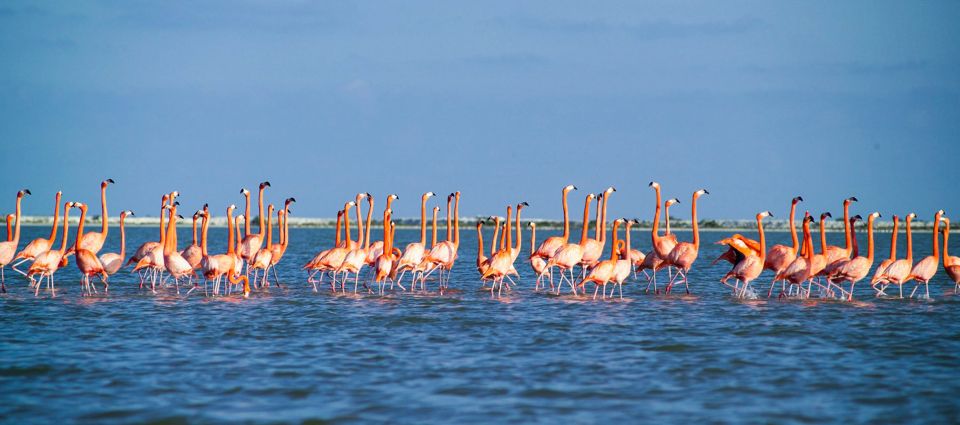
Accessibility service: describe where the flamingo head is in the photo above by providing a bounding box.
[433,206,440,213]
[455,191,461,198]
[260,181,271,189]
[76,202,88,212]
[665,198,680,207]
[347,201,356,208]
[170,191,179,199]
[193,211,202,220]
[937,209,945,217]
[18,189,30,197]
[121,210,134,217]
[102,179,115,187]
[286,197,297,205]
[695,189,709,197]
[907,212,916,220]
[804,215,814,224]
[632,218,641,224]
[792,196,804,204]
[852,214,862,224]
[758,211,773,219]
[587,193,596,200]
[563,184,577,192]
[388,194,399,201]
[845,196,858,205]
[424,192,436,199]
[355,193,366,202]
[240,188,250,196]
[648,181,660,189]
[870,212,881,220]
[606,186,616,194]
[56,191,62,196]
[518,201,529,209]
[65,202,76,209]
[821,212,832,220]
[228,204,236,212]
[528,222,535,228]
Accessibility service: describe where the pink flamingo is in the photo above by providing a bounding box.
[763,196,803,297]
[239,181,271,263]
[127,193,172,269]
[823,197,858,269]
[547,193,595,295]
[776,213,816,298]
[12,190,59,276]
[581,186,616,270]
[250,204,276,288]
[940,217,960,292]
[73,202,109,295]
[663,189,709,294]
[29,202,74,297]
[873,213,916,298]
[533,185,577,259]
[396,192,436,286]
[729,211,773,298]
[528,222,551,291]
[579,218,624,300]
[161,202,197,294]
[481,205,517,296]
[372,209,397,293]
[75,179,115,254]
[870,215,899,294]
[180,208,204,271]
[0,189,29,292]
[366,194,398,267]
[832,212,880,300]
[304,209,343,273]
[99,210,133,275]
[907,210,944,299]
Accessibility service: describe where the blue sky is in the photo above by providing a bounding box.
[1,1,958,221]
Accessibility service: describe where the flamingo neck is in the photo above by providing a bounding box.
[364,199,373,249]
[165,207,177,256]
[843,202,852,252]
[477,224,485,262]
[354,200,363,245]
[610,221,620,261]
[100,185,109,236]
[48,193,61,242]
[514,206,523,252]
[75,207,86,252]
[257,187,266,236]
[244,193,252,236]
[265,208,273,249]
[594,196,602,241]
[12,195,22,243]
[227,211,235,255]
[200,214,208,257]
[692,195,701,250]
[651,187,662,246]
[866,216,875,262]
[431,209,438,247]
[758,217,767,260]
[419,198,428,245]
[120,214,128,258]
[933,213,942,261]
[561,190,570,241]
[453,194,460,247]
[580,197,592,245]
[191,216,198,246]
[905,216,913,262]
[446,198,452,242]
[344,204,353,246]
[889,218,899,261]
[59,205,71,254]
[529,225,535,254]
[334,212,342,246]
[789,202,799,251]
[819,218,827,254]
[504,206,512,252]
[491,219,500,254]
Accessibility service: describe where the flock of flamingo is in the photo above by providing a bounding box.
[0,180,956,301]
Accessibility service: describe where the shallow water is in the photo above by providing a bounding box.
[2,225,959,424]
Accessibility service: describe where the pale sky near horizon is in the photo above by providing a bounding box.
[1,1,958,222]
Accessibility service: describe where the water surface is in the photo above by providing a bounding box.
[2,226,958,424]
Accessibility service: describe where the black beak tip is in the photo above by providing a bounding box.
[107,178,115,184]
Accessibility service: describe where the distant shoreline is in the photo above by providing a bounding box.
[9,216,936,232]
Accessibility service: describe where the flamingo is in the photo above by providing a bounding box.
[127,193,172,269]
[207,205,249,296]
[533,185,577,259]
[728,211,773,298]
[396,192,435,286]
[619,215,645,278]
[579,218,624,300]
[412,205,441,290]
[29,202,74,297]
[75,179,115,254]
[268,197,295,285]
[160,203,196,294]
[547,193,595,295]
[477,219,489,276]
[366,194,398,267]
[97,209,134,276]
[311,200,356,291]
[481,205,518,296]
[871,215,899,294]
[0,189,29,292]
[610,219,640,298]
[528,222,551,290]
[907,210,944,299]
[339,194,375,293]
[73,203,109,295]
[239,181,271,263]
[832,212,881,300]
[180,208,204,270]
[132,199,175,292]
[421,193,463,289]
[940,217,960,292]
[776,213,816,298]
[581,186,616,270]
[872,213,916,298]
[372,208,397,293]
[763,196,803,297]
[823,197,858,271]
[249,204,276,288]
[663,189,709,294]
[645,182,680,293]
[305,209,343,273]
[11,190,59,276]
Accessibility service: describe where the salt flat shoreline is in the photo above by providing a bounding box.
[9,215,936,232]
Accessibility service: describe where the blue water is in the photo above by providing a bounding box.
[2,225,959,424]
